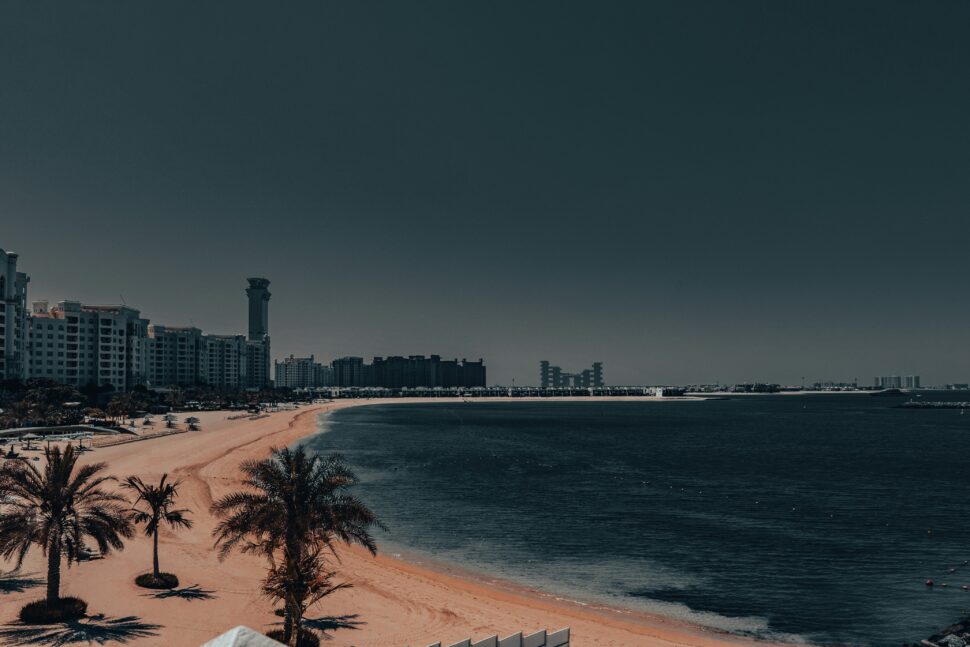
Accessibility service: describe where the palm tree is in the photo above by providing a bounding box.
[211,447,382,647]
[121,474,193,585]
[0,445,134,611]
[261,546,350,645]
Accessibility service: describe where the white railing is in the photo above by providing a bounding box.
[423,627,569,647]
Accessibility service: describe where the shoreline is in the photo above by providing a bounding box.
[0,398,775,647]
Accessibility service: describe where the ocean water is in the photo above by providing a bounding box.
[299,394,970,646]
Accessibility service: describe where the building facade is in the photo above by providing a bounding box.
[2,248,268,393]
[332,355,486,388]
[148,325,203,388]
[0,249,29,381]
[245,278,272,389]
[27,301,150,391]
[275,354,317,389]
[202,334,248,390]
[540,360,604,388]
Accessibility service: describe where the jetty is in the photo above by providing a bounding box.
[897,401,970,410]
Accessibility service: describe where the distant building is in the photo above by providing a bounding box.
[331,355,486,388]
[875,375,918,389]
[540,360,604,388]
[332,356,365,387]
[274,354,333,389]
[0,249,29,381]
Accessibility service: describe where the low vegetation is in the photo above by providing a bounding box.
[19,596,87,623]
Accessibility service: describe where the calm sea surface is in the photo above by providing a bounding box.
[299,394,970,646]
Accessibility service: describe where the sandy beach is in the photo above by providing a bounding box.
[0,399,764,647]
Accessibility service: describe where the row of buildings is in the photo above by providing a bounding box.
[0,248,272,392]
[540,360,604,388]
[275,354,486,389]
[874,375,921,389]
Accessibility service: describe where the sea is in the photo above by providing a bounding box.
[298,393,970,646]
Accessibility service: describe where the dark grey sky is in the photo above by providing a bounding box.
[2,1,968,386]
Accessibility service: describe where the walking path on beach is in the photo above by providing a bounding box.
[0,398,766,647]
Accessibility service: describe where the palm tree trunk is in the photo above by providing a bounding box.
[282,604,293,644]
[288,604,301,647]
[46,538,61,607]
[153,528,160,578]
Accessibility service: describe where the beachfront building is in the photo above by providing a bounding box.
[0,248,29,381]
[540,360,604,388]
[332,356,365,387]
[314,363,334,387]
[875,375,903,389]
[5,248,270,393]
[27,300,151,391]
[202,334,249,390]
[275,354,313,388]
[274,354,331,389]
[148,325,204,388]
[332,355,486,388]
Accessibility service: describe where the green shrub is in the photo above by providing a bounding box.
[134,572,179,589]
[19,597,88,623]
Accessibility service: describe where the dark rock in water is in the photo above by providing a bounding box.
[917,619,970,647]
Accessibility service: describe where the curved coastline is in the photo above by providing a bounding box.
[300,397,782,647]
[0,399,774,647]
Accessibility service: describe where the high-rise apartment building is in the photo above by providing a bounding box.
[0,249,29,381]
[3,248,268,393]
[201,334,248,390]
[148,325,203,387]
[275,354,319,389]
[28,301,151,390]
[332,356,365,387]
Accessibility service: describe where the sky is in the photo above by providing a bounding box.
[1,1,968,386]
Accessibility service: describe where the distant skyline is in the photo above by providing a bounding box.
[3,2,969,385]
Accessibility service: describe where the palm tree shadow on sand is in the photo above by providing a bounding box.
[303,614,364,640]
[0,571,44,594]
[0,615,162,646]
[145,584,216,601]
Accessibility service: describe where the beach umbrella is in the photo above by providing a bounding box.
[202,626,284,647]
[163,413,177,421]
[185,416,200,424]
[143,413,154,420]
